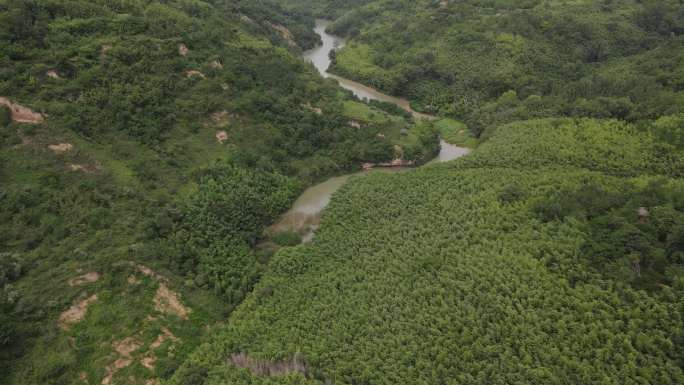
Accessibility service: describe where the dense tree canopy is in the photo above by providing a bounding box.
[1,0,683,384]
[322,0,684,136]
[171,118,684,385]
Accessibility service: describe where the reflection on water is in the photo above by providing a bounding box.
[270,20,473,243]
[433,140,472,163]
[302,20,343,79]
[268,169,404,242]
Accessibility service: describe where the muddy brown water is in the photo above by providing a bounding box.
[270,20,471,242]
[303,20,434,120]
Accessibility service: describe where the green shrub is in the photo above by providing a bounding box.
[272,230,302,246]
[0,106,10,127]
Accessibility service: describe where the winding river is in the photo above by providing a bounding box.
[269,20,471,242]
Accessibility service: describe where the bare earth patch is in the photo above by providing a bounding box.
[178,43,189,57]
[127,275,140,285]
[215,130,229,143]
[100,44,113,59]
[142,327,179,370]
[130,264,191,319]
[270,22,297,47]
[154,283,190,319]
[59,294,98,330]
[102,337,142,385]
[67,163,87,172]
[48,142,74,153]
[69,272,101,286]
[136,264,163,280]
[185,70,206,79]
[348,120,362,128]
[46,70,61,79]
[210,60,223,69]
[0,97,46,123]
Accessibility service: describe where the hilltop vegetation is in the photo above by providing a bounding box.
[325,0,684,136]
[171,118,684,385]
[270,0,372,19]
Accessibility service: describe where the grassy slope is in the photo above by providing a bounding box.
[170,118,684,385]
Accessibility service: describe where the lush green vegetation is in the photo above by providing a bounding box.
[434,117,477,148]
[171,118,684,385]
[0,0,434,384]
[160,165,300,305]
[271,0,372,19]
[325,0,684,137]
[2,0,684,384]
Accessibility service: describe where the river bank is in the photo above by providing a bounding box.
[269,19,472,242]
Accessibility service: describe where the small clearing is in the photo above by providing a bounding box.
[154,283,191,319]
[102,337,142,385]
[178,43,189,57]
[100,44,113,59]
[348,120,362,128]
[185,70,206,79]
[210,60,223,69]
[131,264,191,319]
[48,143,74,153]
[59,294,98,330]
[67,163,86,172]
[69,272,101,286]
[142,327,179,370]
[0,97,45,123]
[46,70,61,79]
[270,23,297,47]
[216,130,229,143]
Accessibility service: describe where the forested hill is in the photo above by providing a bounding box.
[2,0,684,385]
[171,118,684,384]
[0,0,436,384]
[270,0,373,19]
[323,0,684,137]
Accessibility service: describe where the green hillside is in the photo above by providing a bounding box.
[170,118,684,384]
[1,0,683,384]
[325,0,684,136]
[0,1,435,384]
